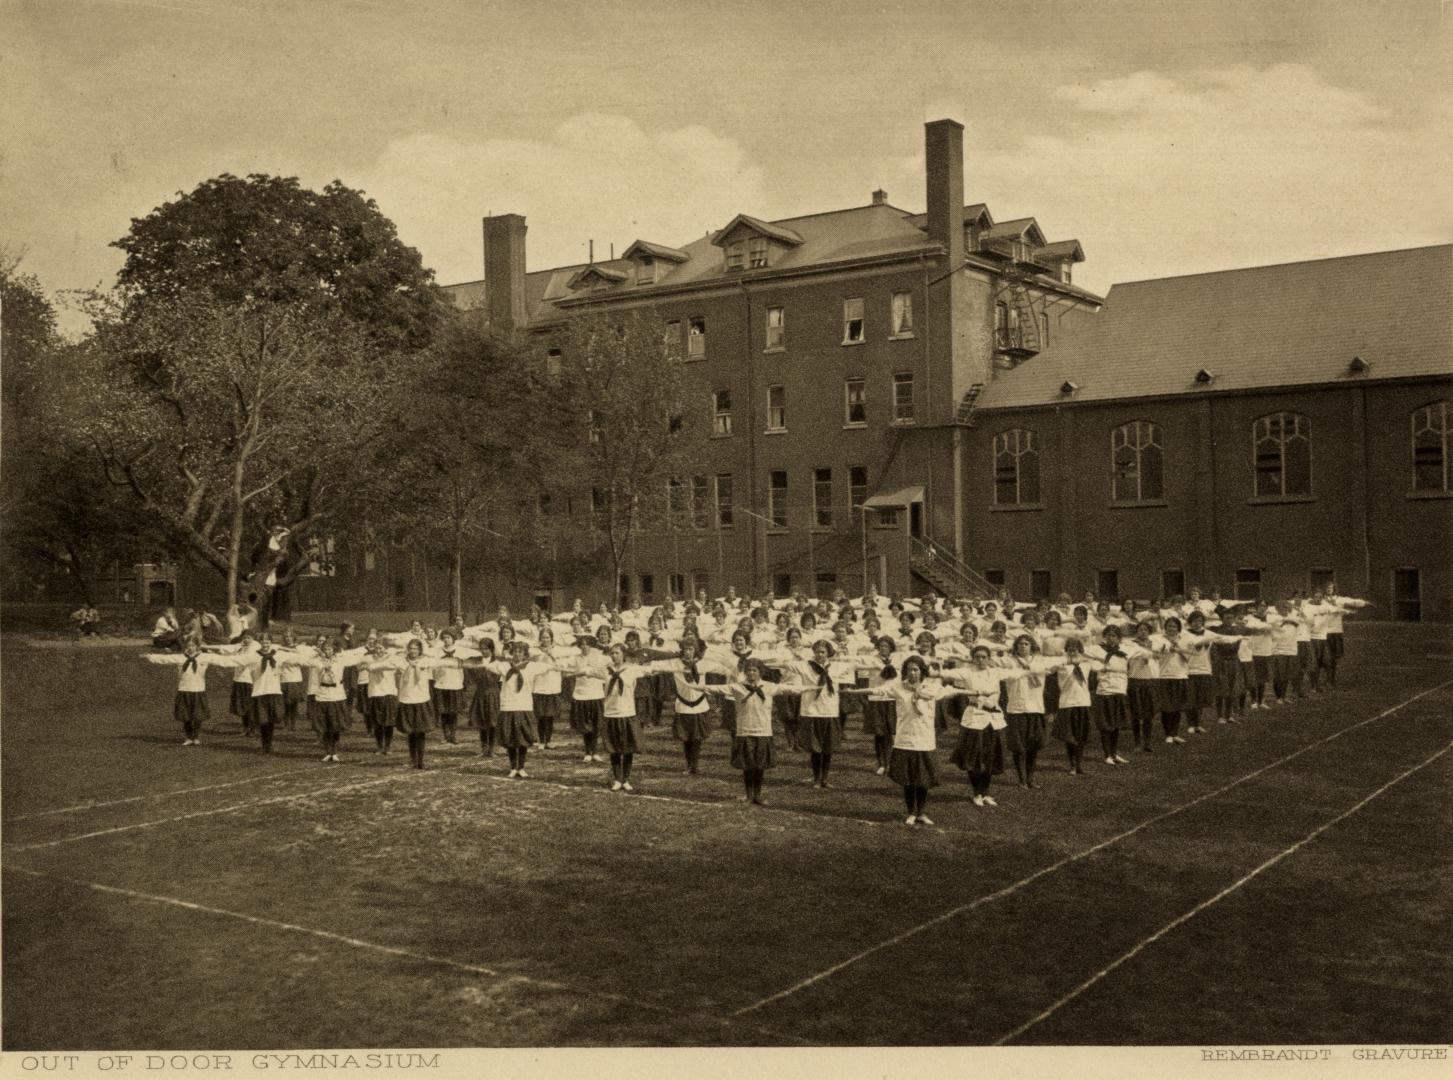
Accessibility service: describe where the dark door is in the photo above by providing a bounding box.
[1393,568,1421,621]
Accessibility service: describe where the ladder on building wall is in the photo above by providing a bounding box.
[953,382,985,426]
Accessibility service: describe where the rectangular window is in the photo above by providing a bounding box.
[726,241,745,272]
[1161,569,1186,598]
[1235,568,1262,602]
[773,573,792,597]
[850,465,868,510]
[364,549,376,572]
[669,573,686,597]
[843,298,865,344]
[691,569,710,598]
[891,291,914,336]
[994,302,1010,349]
[1096,569,1119,599]
[546,347,563,377]
[1309,568,1335,593]
[1030,569,1052,601]
[691,476,710,530]
[1393,567,1421,622]
[1040,311,1050,348]
[687,316,707,359]
[768,470,789,530]
[712,389,733,436]
[875,508,899,528]
[587,408,600,444]
[663,320,682,360]
[815,571,837,592]
[812,468,833,529]
[984,569,1006,588]
[591,487,609,526]
[766,385,786,432]
[765,306,785,349]
[892,372,915,423]
[640,574,654,597]
[844,378,866,426]
[715,474,734,528]
[636,257,654,285]
[749,237,769,268]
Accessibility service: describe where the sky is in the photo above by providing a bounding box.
[4,0,1451,335]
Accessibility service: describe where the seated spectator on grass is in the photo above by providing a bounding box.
[152,607,183,651]
[71,605,102,637]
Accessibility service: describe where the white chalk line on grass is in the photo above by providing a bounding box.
[1,865,817,1047]
[732,676,1453,1016]
[3,762,481,853]
[994,734,1453,1045]
[8,766,320,820]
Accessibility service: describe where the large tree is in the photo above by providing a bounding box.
[84,173,449,618]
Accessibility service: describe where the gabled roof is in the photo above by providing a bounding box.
[906,203,993,230]
[980,218,1047,246]
[710,213,805,247]
[565,263,630,290]
[621,239,691,263]
[1037,239,1085,263]
[973,245,1453,411]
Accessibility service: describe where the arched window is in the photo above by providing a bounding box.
[1252,412,1311,497]
[1111,420,1164,502]
[993,429,1040,505]
[1412,401,1450,493]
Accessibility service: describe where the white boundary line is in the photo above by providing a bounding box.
[0,865,817,1047]
[732,676,1453,1015]
[9,766,320,820]
[3,763,479,853]
[994,735,1453,1044]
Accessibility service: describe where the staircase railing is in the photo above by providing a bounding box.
[910,536,998,599]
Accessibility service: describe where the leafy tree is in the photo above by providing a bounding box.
[83,173,449,618]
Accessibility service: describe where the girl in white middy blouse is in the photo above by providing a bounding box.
[702,658,794,806]
[143,639,229,745]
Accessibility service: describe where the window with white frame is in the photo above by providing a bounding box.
[1412,401,1449,492]
[993,428,1040,505]
[1252,412,1311,497]
[813,468,833,529]
[687,316,707,358]
[712,389,733,436]
[843,298,865,344]
[1112,420,1164,502]
[891,291,913,336]
[749,237,769,268]
[766,385,786,432]
[844,378,866,426]
[765,306,785,349]
[892,372,915,423]
[726,240,746,272]
[768,471,788,530]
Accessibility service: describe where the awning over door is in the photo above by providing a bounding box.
[861,485,924,509]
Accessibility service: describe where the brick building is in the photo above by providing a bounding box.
[960,244,1453,620]
[436,119,1100,610]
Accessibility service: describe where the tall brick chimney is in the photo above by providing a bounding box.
[924,119,964,267]
[482,213,528,330]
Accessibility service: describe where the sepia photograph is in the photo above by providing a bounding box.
[1,0,1450,1074]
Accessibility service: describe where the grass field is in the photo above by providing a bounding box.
[3,623,1451,1049]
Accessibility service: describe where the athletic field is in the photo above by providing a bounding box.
[3,622,1450,1049]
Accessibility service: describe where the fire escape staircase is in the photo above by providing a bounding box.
[909,537,997,601]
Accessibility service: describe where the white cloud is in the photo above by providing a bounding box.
[972,64,1453,293]
[355,114,769,284]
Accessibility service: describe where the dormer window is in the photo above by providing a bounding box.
[636,256,655,285]
[749,237,769,268]
[726,241,746,272]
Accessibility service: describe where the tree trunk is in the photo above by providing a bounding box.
[65,543,95,605]
[450,547,463,623]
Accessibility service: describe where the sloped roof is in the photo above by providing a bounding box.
[1037,239,1085,263]
[566,263,630,289]
[974,245,1453,410]
[443,200,1095,324]
[981,218,1047,245]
